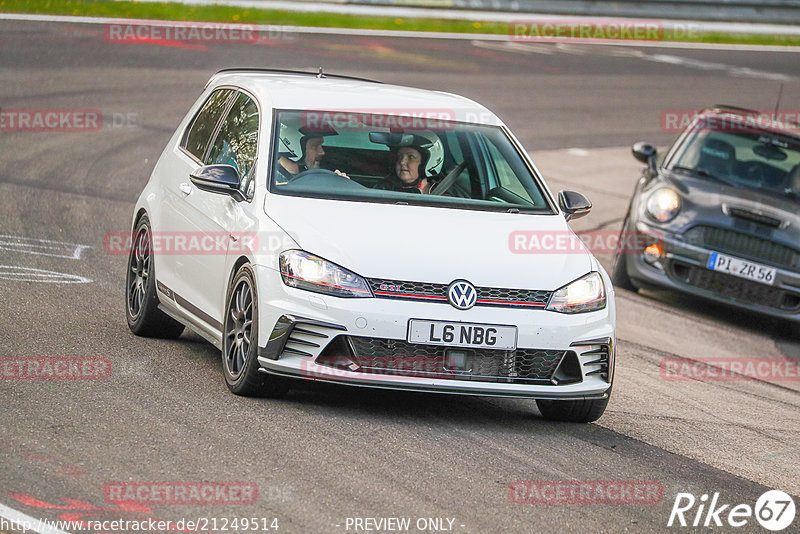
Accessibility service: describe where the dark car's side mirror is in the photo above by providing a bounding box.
[190,164,245,202]
[558,190,592,221]
[632,142,658,174]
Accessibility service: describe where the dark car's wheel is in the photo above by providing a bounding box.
[536,396,609,423]
[610,218,638,292]
[126,215,185,338]
[222,264,289,397]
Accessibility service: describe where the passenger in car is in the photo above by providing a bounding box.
[374,146,432,194]
[786,163,800,197]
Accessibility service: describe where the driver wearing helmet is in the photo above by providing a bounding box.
[276,122,347,182]
[278,134,327,178]
[374,133,441,194]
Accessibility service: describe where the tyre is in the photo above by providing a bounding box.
[222,264,289,397]
[610,219,637,292]
[126,215,185,338]
[536,396,609,423]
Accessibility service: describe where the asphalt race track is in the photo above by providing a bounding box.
[1,19,799,534]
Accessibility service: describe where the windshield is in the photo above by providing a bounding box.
[269,110,553,213]
[669,127,800,201]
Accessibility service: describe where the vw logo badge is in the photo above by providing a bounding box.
[448,280,477,310]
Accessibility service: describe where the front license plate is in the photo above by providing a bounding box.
[707,251,776,286]
[407,320,517,350]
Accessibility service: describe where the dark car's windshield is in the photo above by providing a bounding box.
[269,109,553,213]
[669,127,800,201]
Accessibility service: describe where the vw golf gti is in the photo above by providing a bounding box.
[125,68,616,422]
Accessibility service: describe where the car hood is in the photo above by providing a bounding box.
[662,172,800,241]
[265,196,592,290]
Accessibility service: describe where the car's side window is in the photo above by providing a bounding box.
[182,89,235,161]
[206,92,259,181]
[483,136,534,202]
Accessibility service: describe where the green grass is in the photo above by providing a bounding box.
[2,0,799,46]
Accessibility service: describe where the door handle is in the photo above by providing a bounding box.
[179,182,193,195]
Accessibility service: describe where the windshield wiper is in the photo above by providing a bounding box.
[671,165,738,188]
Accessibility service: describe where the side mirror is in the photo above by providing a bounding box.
[632,142,658,174]
[558,190,592,221]
[189,164,245,202]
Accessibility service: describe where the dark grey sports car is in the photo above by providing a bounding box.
[612,105,800,325]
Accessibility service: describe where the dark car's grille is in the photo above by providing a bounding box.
[683,226,800,272]
[366,278,552,309]
[339,336,571,384]
[670,261,800,311]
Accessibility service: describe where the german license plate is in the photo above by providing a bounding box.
[407,320,517,350]
[707,251,776,286]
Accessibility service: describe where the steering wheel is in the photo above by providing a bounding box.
[287,168,339,184]
[429,161,467,196]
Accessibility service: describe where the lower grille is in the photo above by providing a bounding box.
[329,336,573,384]
[683,226,800,272]
[670,261,800,311]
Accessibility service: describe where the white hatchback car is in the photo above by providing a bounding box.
[126,68,616,422]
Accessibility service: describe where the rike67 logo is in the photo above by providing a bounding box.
[668,490,796,531]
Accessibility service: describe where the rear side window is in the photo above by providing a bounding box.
[206,92,260,179]
[182,88,235,160]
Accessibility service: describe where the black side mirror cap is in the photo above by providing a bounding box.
[558,190,592,221]
[632,142,658,174]
[190,164,245,201]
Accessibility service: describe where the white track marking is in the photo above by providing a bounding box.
[481,40,799,80]
[0,502,71,534]
[0,235,91,259]
[567,148,591,157]
[0,265,93,283]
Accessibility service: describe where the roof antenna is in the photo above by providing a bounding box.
[317,67,326,79]
[773,82,784,117]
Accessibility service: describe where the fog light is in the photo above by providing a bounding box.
[643,243,663,264]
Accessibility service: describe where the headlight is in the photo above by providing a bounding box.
[546,272,606,314]
[279,250,372,298]
[646,188,681,222]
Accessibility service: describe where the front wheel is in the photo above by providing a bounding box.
[610,218,637,292]
[536,396,609,423]
[222,264,289,397]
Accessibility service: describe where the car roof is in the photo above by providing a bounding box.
[699,104,800,136]
[206,70,503,127]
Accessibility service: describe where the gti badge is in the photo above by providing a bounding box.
[448,280,477,310]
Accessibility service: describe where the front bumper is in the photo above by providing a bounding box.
[624,221,800,322]
[253,265,615,400]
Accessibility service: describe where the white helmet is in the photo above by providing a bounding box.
[414,131,445,177]
[278,119,338,161]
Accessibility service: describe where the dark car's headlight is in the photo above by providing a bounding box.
[279,250,373,298]
[646,188,681,222]
[546,272,606,313]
